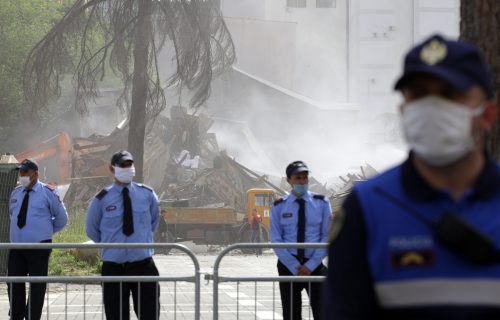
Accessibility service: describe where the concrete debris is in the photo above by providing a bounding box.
[11,107,380,248]
[330,164,378,215]
[24,106,290,209]
[14,106,379,214]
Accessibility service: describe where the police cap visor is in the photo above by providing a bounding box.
[111,151,134,166]
[286,161,309,178]
[16,159,38,171]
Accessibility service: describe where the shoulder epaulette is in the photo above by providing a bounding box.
[313,194,326,200]
[44,184,56,191]
[95,189,108,200]
[44,184,61,201]
[273,198,285,206]
[137,183,153,191]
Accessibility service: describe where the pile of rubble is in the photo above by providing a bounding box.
[64,106,306,210]
[16,105,341,211]
[329,164,378,214]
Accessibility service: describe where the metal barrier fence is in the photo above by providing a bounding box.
[0,243,200,320]
[0,242,327,319]
[211,243,328,320]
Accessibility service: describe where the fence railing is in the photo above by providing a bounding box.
[210,243,328,320]
[0,243,200,320]
[0,242,328,320]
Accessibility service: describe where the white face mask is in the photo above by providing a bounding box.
[114,166,135,183]
[19,176,31,188]
[401,96,485,167]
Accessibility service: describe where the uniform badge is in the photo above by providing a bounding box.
[106,205,117,212]
[282,213,292,218]
[329,207,345,243]
[420,39,447,65]
[391,250,435,268]
[389,235,435,269]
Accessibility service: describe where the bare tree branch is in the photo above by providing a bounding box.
[22,0,235,179]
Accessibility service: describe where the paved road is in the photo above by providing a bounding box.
[0,246,320,319]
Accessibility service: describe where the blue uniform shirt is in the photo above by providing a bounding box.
[8,181,68,243]
[86,182,160,263]
[270,191,332,274]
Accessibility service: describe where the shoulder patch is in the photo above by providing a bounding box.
[44,184,56,191]
[137,183,153,192]
[95,189,108,200]
[44,184,61,202]
[313,194,326,200]
[273,198,285,206]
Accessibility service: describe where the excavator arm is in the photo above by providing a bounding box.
[15,132,72,184]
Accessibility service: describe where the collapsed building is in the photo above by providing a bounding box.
[330,164,378,215]
[33,106,327,211]
[62,107,278,209]
[10,106,373,247]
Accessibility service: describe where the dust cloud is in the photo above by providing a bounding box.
[200,88,408,189]
[8,0,412,194]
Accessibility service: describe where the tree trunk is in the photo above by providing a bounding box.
[460,0,500,160]
[128,0,152,182]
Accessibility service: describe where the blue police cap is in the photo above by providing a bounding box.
[111,150,134,166]
[17,159,39,171]
[286,161,309,178]
[394,34,494,99]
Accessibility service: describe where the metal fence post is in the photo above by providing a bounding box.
[0,242,201,320]
[212,242,327,320]
[0,161,19,276]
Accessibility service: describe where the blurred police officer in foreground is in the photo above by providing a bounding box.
[271,161,332,320]
[86,151,161,320]
[8,159,68,320]
[326,34,500,319]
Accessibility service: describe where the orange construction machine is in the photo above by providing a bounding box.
[15,132,73,184]
[158,188,276,252]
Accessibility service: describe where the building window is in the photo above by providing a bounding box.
[287,0,307,8]
[316,0,335,8]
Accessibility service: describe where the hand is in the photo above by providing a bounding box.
[297,265,311,276]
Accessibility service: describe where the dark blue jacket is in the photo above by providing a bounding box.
[325,154,500,319]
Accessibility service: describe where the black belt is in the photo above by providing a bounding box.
[104,257,152,269]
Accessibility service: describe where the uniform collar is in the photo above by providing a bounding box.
[24,181,41,193]
[112,182,133,192]
[401,151,500,201]
[288,191,312,202]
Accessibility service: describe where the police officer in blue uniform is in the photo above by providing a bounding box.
[271,161,332,320]
[8,159,68,320]
[86,151,161,320]
[326,34,500,319]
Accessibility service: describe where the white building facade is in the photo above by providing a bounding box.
[221,0,460,114]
